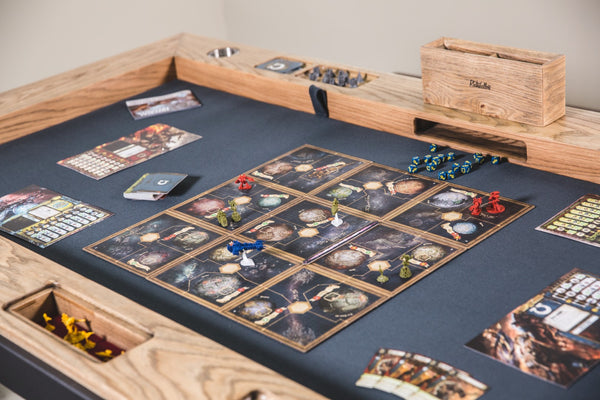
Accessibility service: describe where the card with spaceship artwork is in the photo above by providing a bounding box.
[467,268,600,387]
[152,240,296,308]
[86,145,532,352]
[226,267,383,351]
[174,180,297,231]
[315,164,439,218]
[389,184,533,247]
[357,348,489,400]
[86,213,221,275]
[248,144,366,194]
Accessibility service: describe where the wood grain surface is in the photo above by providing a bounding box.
[421,37,565,126]
[0,238,326,400]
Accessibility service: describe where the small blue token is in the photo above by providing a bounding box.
[411,156,421,165]
[491,156,501,165]
[437,153,446,162]
[437,170,447,180]
[408,164,418,173]
[423,154,433,163]
[447,169,456,179]
[426,163,437,172]
[429,144,438,152]
[452,162,460,172]
[447,152,455,161]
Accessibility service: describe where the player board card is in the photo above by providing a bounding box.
[255,57,305,74]
[0,185,111,248]
[227,267,383,352]
[467,268,600,387]
[174,180,297,231]
[125,89,202,120]
[316,164,439,218]
[249,145,365,194]
[58,124,201,179]
[355,348,407,389]
[151,240,296,309]
[536,194,600,248]
[86,213,221,275]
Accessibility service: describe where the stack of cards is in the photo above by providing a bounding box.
[356,348,488,400]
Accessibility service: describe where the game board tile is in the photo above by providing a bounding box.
[84,212,223,277]
[386,183,533,248]
[169,178,301,232]
[241,198,377,263]
[313,162,443,220]
[148,238,302,311]
[223,267,386,352]
[305,222,465,295]
[245,144,370,195]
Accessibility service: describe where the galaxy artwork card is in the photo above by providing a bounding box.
[391,185,533,248]
[315,224,461,292]
[0,185,112,248]
[249,145,365,194]
[536,194,600,248]
[152,241,296,309]
[175,180,296,231]
[58,124,201,179]
[242,199,375,261]
[125,89,202,120]
[227,268,382,352]
[255,57,305,74]
[316,164,439,218]
[466,268,600,387]
[85,213,220,275]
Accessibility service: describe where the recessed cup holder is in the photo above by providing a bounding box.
[207,47,240,58]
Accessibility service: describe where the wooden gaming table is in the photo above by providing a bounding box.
[0,34,599,400]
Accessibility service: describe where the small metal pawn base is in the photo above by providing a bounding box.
[331,213,343,227]
[240,250,254,267]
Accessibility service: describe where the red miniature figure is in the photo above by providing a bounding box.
[469,197,483,216]
[235,174,254,190]
[486,191,505,214]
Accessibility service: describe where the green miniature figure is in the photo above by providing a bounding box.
[216,209,228,227]
[399,254,412,279]
[331,198,343,227]
[331,198,339,216]
[228,200,241,223]
[376,265,389,284]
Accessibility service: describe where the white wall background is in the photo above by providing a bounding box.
[1,0,598,110]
